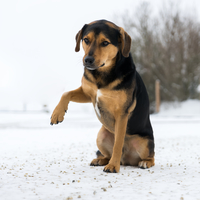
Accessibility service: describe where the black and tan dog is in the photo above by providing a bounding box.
[50,20,155,173]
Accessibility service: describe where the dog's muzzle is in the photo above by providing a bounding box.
[84,56,104,70]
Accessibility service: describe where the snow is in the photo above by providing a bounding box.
[0,100,200,200]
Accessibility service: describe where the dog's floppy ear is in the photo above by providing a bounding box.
[119,27,131,57]
[75,24,87,52]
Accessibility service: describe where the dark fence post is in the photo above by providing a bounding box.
[155,80,160,113]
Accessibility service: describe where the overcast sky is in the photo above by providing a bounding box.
[0,0,199,110]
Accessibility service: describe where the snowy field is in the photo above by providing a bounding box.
[0,100,200,200]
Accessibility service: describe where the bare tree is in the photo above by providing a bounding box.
[118,2,200,110]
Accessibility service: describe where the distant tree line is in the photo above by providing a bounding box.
[118,2,200,108]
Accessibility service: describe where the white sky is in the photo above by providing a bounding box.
[0,0,199,110]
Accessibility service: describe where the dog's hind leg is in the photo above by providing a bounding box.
[137,139,155,169]
[90,126,114,166]
[128,136,155,169]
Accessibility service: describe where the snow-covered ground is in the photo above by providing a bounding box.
[0,100,200,200]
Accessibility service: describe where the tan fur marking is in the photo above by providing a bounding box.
[107,78,122,90]
[98,89,127,112]
[88,20,98,25]
[81,76,97,105]
[83,70,96,84]
[99,33,118,68]
[130,136,149,157]
[119,27,131,57]
[128,135,155,168]
[105,21,118,29]
[96,126,114,158]
[128,99,137,113]
[82,31,95,56]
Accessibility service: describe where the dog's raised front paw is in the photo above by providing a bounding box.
[50,107,66,125]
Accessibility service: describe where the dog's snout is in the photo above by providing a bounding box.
[84,56,94,65]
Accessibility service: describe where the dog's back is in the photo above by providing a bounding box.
[127,71,153,139]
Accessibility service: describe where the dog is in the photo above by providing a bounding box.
[50,20,155,173]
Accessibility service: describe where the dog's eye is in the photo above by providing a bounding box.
[101,41,109,47]
[84,38,89,45]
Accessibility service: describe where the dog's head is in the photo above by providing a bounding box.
[75,20,131,71]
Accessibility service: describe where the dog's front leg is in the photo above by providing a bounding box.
[50,86,91,125]
[103,115,128,173]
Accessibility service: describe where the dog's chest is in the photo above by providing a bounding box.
[82,77,128,133]
[94,89,116,132]
[94,88,128,132]
[95,89,102,118]
[94,89,115,116]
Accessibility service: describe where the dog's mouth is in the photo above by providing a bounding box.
[85,63,105,71]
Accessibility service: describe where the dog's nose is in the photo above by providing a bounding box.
[84,56,94,65]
